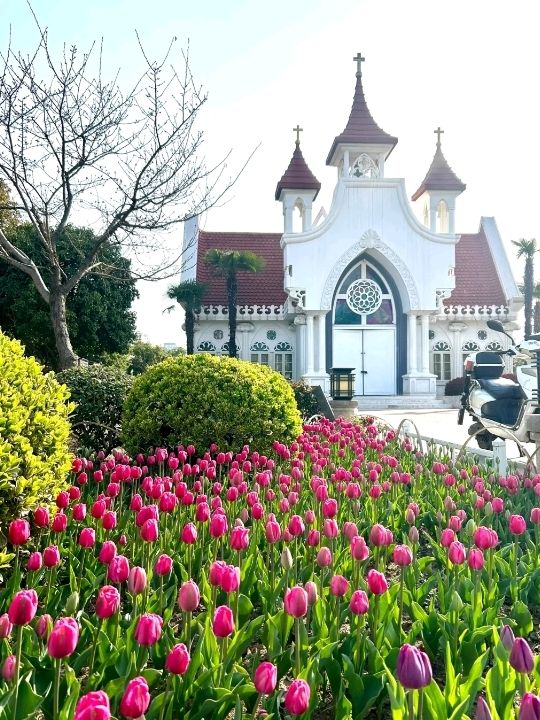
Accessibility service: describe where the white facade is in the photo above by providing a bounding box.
[184,60,522,399]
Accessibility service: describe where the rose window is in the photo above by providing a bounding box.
[346,279,382,315]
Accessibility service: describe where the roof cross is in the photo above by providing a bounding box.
[293,125,303,145]
[353,52,365,75]
[434,126,444,144]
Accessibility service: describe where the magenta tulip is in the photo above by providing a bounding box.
[8,519,30,546]
[74,691,111,720]
[134,613,163,646]
[253,661,277,695]
[165,643,190,675]
[349,590,369,615]
[128,567,147,595]
[119,676,151,719]
[213,605,234,637]
[48,617,79,658]
[366,569,388,595]
[95,585,121,620]
[178,580,200,612]
[284,586,308,618]
[396,643,432,689]
[8,589,38,625]
[284,679,311,716]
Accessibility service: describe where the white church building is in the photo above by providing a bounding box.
[182,54,522,399]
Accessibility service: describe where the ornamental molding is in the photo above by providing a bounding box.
[320,230,420,311]
[195,304,286,320]
[441,304,509,317]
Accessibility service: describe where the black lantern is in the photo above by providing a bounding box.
[330,367,355,400]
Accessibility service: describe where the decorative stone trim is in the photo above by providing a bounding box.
[441,304,509,317]
[195,304,286,320]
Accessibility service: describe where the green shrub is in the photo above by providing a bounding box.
[122,354,302,455]
[57,365,133,452]
[290,380,320,421]
[444,376,465,396]
[0,331,72,526]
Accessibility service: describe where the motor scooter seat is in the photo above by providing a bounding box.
[477,378,527,400]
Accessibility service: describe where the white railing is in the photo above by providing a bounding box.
[440,304,509,317]
[195,304,286,320]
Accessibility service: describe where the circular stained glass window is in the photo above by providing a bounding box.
[213,329,223,340]
[346,279,382,315]
[266,330,277,340]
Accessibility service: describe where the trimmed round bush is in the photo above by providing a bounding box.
[444,376,464,396]
[57,365,133,452]
[122,354,303,455]
[0,331,72,525]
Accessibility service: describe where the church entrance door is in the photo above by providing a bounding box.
[333,327,396,395]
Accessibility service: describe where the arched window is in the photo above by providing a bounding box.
[437,200,449,233]
[292,199,304,234]
[431,341,451,381]
[274,342,294,380]
[197,340,216,354]
[334,260,395,326]
[250,341,270,366]
[350,153,379,179]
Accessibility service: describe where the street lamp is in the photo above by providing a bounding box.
[330,367,355,400]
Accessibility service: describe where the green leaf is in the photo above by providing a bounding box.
[511,600,534,635]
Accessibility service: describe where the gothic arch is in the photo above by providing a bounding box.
[320,229,420,311]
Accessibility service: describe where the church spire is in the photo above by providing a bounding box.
[412,129,466,234]
[326,53,398,168]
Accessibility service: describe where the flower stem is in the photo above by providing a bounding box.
[398,566,405,641]
[89,620,101,676]
[295,617,301,677]
[12,624,23,719]
[53,658,62,720]
[159,674,172,720]
[407,689,415,720]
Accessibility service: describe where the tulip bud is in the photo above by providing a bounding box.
[284,679,310,716]
[35,614,53,640]
[509,637,535,673]
[520,693,540,720]
[165,643,190,675]
[393,544,413,567]
[2,655,16,682]
[284,586,308,618]
[500,624,515,652]
[280,547,293,570]
[8,519,31,546]
[43,545,61,568]
[329,575,349,597]
[119,677,151,719]
[178,580,200,612]
[0,613,12,639]
[366,569,388,595]
[154,554,173,576]
[65,591,80,616]
[305,580,318,606]
[509,515,527,536]
[107,554,130,584]
[8,589,38,626]
[253,661,277,695]
[27,552,43,572]
[99,540,117,565]
[74,691,111,720]
[213,605,234,637]
[396,643,432,689]
[408,526,419,544]
[96,585,121,620]
[475,696,492,720]
[134,613,163,646]
[48,617,79,658]
[128,566,147,595]
[316,547,333,568]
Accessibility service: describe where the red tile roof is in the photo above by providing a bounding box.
[326,71,398,165]
[197,231,286,306]
[412,141,466,201]
[445,226,507,306]
[275,143,321,200]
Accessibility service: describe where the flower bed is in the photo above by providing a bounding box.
[1,417,540,719]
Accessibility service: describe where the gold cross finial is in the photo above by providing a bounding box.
[434,126,444,144]
[353,52,365,75]
[293,125,303,146]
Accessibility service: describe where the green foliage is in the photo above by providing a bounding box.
[56,365,133,452]
[290,380,320,420]
[126,341,171,375]
[444,376,465,396]
[0,331,72,526]
[122,354,302,455]
[0,224,138,367]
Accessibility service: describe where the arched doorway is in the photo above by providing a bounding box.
[331,257,401,395]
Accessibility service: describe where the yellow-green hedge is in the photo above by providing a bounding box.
[122,354,302,455]
[0,331,72,525]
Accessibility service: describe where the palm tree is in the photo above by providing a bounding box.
[166,280,207,354]
[513,238,537,340]
[205,249,265,358]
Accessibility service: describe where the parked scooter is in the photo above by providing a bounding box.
[458,319,540,450]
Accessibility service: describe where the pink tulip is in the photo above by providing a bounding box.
[79,527,96,548]
[288,515,305,537]
[91,500,106,519]
[213,605,235,637]
[27,552,42,572]
[531,508,540,525]
[509,515,527,536]
[35,614,53,640]
[154,554,173,576]
[134,613,163,646]
[119,676,151,719]
[95,585,121,620]
[366,569,388,595]
[102,511,117,531]
[468,548,485,571]
[284,586,308,618]
[209,560,226,587]
[510,637,534,673]
[72,504,87,522]
[316,547,332,568]
[330,575,349,597]
[448,541,466,565]
[107,555,130,584]
[2,655,16,682]
[473,526,498,550]
[475,696,492,720]
[305,581,318,606]
[178,580,200,612]
[230,526,250,551]
[140,518,159,542]
[8,519,30,546]
[500,624,515,652]
[128,567,147,595]
[393,544,413,567]
[165,643,190,675]
[43,545,61,568]
[254,661,278,695]
[48,617,79,658]
[370,523,390,547]
[350,536,369,561]
[74,691,111,720]
[440,528,456,548]
[210,513,228,538]
[220,565,241,593]
[8,589,38,625]
[99,540,117,565]
[181,523,198,544]
[0,613,12,639]
[284,679,311,716]
[33,506,49,528]
[323,518,339,539]
[349,590,369,615]
[520,693,540,720]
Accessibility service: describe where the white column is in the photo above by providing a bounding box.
[302,205,312,232]
[420,313,430,373]
[407,313,418,374]
[306,314,315,374]
[317,313,326,372]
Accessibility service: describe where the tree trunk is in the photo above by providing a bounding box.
[227,273,237,358]
[49,290,78,369]
[525,257,534,340]
[185,308,195,355]
[535,302,540,334]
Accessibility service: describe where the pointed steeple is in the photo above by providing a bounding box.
[412,129,466,234]
[412,129,466,200]
[275,126,321,201]
[275,128,321,234]
[326,53,398,167]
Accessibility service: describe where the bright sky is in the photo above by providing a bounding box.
[1,0,538,346]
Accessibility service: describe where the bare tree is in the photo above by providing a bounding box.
[0,21,243,368]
